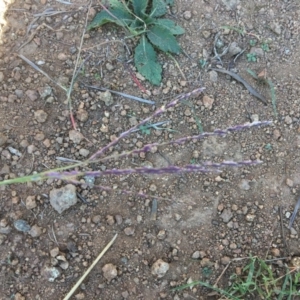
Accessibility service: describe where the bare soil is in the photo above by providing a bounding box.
[0,0,300,299]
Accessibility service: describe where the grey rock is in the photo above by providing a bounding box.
[228,42,242,56]
[14,220,31,232]
[29,224,42,237]
[38,85,52,100]
[99,91,113,106]
[102,263,118,281]
[25,90,38,101]
[151,259,169,278]
[124,227,135,235]
[183,11,192,20]
[209,70,218,82]
[50,184,77,214]
[34,110,48,123]
[220,209,233,223]
[270,22,281,35]
[239,179,251,190]
[42,266,61,282]
[25,195,37,210]
[69,130,84,144]
[79,148,90,157]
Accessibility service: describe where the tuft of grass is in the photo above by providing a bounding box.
[173,256,300,299]
[87,0,185,85]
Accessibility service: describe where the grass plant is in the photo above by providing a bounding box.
[173,256,300,300]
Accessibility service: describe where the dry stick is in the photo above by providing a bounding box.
[63,233,118,300]
[210,68,267,105]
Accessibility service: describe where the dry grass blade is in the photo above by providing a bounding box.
[63,233,118,300]
[18,54,67,91]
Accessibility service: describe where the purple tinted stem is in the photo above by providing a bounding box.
[89,87,205,160]
[44,160,261,179]
[95,121,271,164]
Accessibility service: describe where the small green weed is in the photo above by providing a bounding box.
[199,58,207,69]
[246,53,257,62]
[133,121,173,135]
[249,39,257,46]
[261,42,270,52]
[174,256,300,299]
[88,0,184,85]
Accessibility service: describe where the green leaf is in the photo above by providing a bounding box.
[133,0,148,17]
[151,18,185,35]
[147,25,181,54]
[87,1,133,30]
[134,36,162,85]
[150,0,167,17]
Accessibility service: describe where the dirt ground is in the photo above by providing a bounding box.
[0,0,300,299]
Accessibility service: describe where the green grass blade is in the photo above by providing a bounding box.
[246,68,259,79]
[172,280,240,300]
[267,79,277,118]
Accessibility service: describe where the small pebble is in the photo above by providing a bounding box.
[220,209,233,223]
[124,227,135,236]
[245,214,256,222]
[209,70,218,82]
[106,215,115,225]
[50,247,60,257]
[42,266,61,282]
[92,215,101,224]
[29,224,42,237]
[26,195,37,210]
[192,251,200,259]
[79,148,90,157]
[286,178,293,187]
[102,263,118,281]
[69,130,84,144]
[115,215,123,225]
[151,259,169,278]
[183,11,192,20]
[285,116,292,125]
[14,220,31,232]
[34,110,48,123]
[202,95,214,110]
[271,248,280,257]
[221,256,231,265]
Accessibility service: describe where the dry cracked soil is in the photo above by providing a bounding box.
[0,0,300,299]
